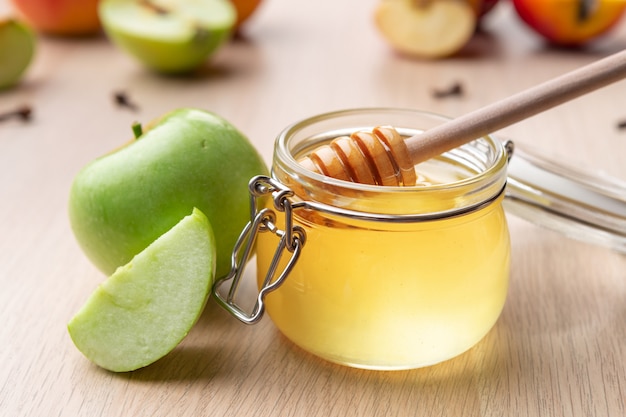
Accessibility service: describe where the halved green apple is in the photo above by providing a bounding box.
[0,19,36,90]
[98,0,236,74]
[68,208,216,372]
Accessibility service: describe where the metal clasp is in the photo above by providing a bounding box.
[504,139,515,162]
[212,176,306,324]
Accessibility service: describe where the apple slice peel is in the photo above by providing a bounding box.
[68,208,216,372]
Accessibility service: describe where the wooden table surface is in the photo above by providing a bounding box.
[1,1,625,416]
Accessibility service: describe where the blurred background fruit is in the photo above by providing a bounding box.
[0,18,35,89]
[512,0,626,46]
[230,0,263,29]
[478,0,499,19]
[98,0,236,74]
[374,0,479,59]
[9,0,101,36]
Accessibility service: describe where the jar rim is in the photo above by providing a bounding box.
[274,108,509,199]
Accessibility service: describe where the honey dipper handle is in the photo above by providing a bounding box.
[406,49,626,164]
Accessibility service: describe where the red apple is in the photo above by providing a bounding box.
[9,0,101,36]
[512,0,626,46]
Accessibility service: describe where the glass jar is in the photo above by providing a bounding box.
[262,108,510,370]
[213,107,626,371]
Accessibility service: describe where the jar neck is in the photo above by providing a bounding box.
[272,109,510,217]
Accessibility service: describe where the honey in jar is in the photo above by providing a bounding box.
[254,108,511,370]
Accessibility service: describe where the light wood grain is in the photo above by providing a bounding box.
[405,48,626,164]
[1,1,625,416]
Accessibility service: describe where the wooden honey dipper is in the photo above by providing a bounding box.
[299,49,626,186]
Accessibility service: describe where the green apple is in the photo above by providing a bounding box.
[68,208,215,372]
[0,19,36,90]
[98,0,236,74]
[68,108,268,279]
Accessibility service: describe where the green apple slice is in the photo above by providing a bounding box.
[68,208,216,372]
[0,19,36,90]
[99,0,236,73]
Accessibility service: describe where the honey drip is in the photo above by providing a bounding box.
[298,126,417,186]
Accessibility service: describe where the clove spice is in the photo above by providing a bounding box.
[432,81,464,99]
[0,105,33,123]
[113,91,140,112]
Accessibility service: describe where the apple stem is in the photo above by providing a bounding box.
[0,105,32,123]
[138,0,169,15]
[132,122,143,139]
[577,0,595,22]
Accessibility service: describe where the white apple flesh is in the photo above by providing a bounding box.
[375,0,477,59]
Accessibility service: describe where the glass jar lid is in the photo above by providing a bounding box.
[504,143,626,254]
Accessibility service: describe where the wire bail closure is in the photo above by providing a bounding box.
[212,175,306,324]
